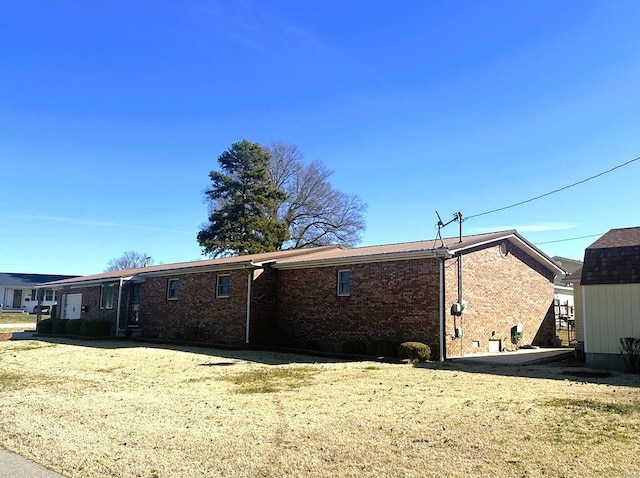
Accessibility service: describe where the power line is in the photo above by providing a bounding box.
[466,155,640,220]
[535,232,604,245]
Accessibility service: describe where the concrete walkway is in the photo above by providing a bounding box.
[448,347,574,365]
[0,448,65,478]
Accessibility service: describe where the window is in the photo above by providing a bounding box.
[31,289,37,301]
[338,270,351,296]
[217,274,230,298]
[100,284,114,309]
[131,282,141,305]
[45,289,54,301]
[167,279,179,300]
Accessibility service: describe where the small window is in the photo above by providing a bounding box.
[131,282,141,305]
[338,270,351,296]
[217,275,231,298]
[100,284,114,309]
[31,289,37,301]
[44,289,54,301]
[167,279,179,300]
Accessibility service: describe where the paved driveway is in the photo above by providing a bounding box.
[0,448,65,478]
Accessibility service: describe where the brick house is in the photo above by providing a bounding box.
[39,230,562,359]
[580,226,640,370]
[272,230,562,358]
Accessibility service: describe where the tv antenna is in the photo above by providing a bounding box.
[434,211,464,247]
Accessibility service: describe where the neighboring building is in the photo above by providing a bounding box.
[39,230,563,359]
[580,226,640,370]
[552,256,583,321]
[0,272,78,313]
[562,267,584,347]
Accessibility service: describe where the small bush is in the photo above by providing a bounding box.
[51,319,68,335]
[65,319,84,336]
[80,319,112,337]
[341,339,368,355]
[398,342,431,362]
[36,319,54,334]
[620,337,640,373]
[368,339,400,357]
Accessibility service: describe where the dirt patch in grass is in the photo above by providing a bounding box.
[1,340,640,478]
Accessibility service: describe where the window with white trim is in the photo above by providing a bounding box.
[167,279,180,300]
[217,274,230,298]
[100,284,114,309]
[45,289,55,301]
[338,270,351,296]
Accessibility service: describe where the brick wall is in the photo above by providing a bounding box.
[276,241,555,357]
[138,270,250,344]
[276,258,442,354]
[444,241,556,356]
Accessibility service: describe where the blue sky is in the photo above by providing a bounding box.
[1,0,639,275]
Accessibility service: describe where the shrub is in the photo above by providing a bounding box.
[51,319,68,335]
[341,339,368,355]
[619,337,640,373]
[80,319,112,337]
[398,342,431,362]
[65,319,84,336]
[37,319,53,334]
[368,339,400,357]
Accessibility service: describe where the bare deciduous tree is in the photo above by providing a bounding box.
[105,251,154,271]
[268,142,367,248]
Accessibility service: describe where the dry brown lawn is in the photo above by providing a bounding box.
[1,338,639,478]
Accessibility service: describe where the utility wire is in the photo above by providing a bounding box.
[535,232,605,245]
[466,155,640,220]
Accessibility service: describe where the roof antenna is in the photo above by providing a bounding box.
[434,211,463,247]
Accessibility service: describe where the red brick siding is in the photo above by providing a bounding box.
[444,242,555,356]
[277,258,441,353]
[138,270,249,343]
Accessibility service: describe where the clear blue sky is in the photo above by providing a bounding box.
[1,0,639,275]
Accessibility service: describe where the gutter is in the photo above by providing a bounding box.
[439,257,446,361]
[115,278,124,337]
[272,247,452,270]
[243,260,272,345]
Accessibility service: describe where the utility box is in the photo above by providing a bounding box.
[511,323,523,345]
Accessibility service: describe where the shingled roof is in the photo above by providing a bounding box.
[0,272,79,288]
[581,227,640,285]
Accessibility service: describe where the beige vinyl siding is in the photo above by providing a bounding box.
[584,284,640,354]
[573,281,584,342]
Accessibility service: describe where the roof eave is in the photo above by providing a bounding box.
[272,247,453,270]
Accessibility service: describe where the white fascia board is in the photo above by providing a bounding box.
[137,261,261,278]
[449,233,565,275]
[36,276,134,289]
[272,248,452,270]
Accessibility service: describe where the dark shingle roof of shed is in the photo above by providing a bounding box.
[581,227,640,285]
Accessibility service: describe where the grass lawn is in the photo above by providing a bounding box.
[0,312,37,324]
[1,339,639,477]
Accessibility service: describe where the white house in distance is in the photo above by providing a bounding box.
[580,227,640,370]
[552,256,583,328]
[0,272,78,313]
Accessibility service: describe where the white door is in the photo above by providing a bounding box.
[62,293,82,319]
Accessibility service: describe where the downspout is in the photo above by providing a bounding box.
[581,285,587,354]
[115,278,124,337]
[458,252,464,357]
[245,269,253,344]
[439,257,446,361]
